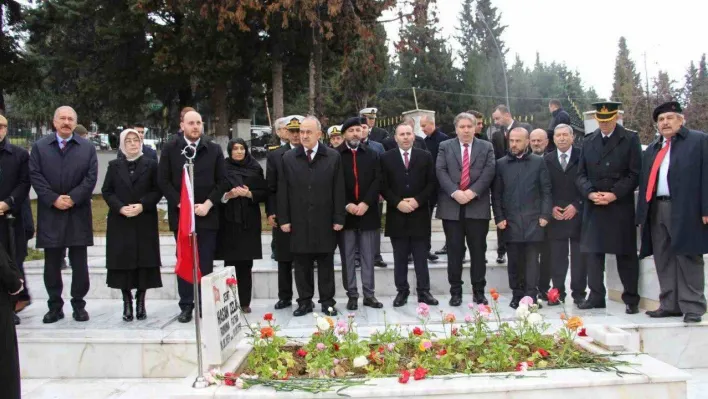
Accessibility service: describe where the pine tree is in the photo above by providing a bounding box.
[651,71,677,106]
[611,36,651,142]
[684,54,708,132]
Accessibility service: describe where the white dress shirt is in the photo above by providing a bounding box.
[657,139,671,196]
[305,142,319,161]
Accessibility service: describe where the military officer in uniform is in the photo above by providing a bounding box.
[266,116,303,310]
[328,125,343,148]
[360,107,388,144]
[576,102,641,314]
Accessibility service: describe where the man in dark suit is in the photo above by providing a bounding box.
[436,112,496,306]
[381,123,439,307]
[421,114,448,262]
[491,104,533,265]
[576,102,641,314]
[0,114,32,325]
[278,116,345,317]
[337,117,383,310]
[158,110,226,323]
[360,107,388,143]
[30,106,98,324]
[265,116,303,310]
[544,124,586,305]
[637,101,708,323]
[493,127,552,308]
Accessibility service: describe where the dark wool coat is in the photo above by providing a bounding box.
[544,148,583,240]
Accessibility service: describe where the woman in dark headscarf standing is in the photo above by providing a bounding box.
[0,244,23,399]
[102,129,163,321]
[216,138,267,313]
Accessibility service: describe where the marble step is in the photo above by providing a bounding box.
[23,251,511,301]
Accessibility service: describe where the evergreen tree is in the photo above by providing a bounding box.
[0,0,32,114]
[611,36,651,142]
[651,70,677,106]
[684,54,708,132]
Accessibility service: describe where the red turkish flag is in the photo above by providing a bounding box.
[174,164,201,283]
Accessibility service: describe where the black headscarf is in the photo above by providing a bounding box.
[223,138,263,225]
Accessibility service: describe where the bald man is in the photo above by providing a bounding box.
[30,106,98,323]
[158,110,226,323]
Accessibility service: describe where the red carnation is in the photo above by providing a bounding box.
[263,313,273,321]
[438,349,447,356]
[226,277,237,287]
[578,328,588,337]
[413,367,428,380]
[398,370,411,384]
[296,349,308,357]
[378,346,385,353]
[451,327,459,336]
[333,343,340,351]
[537,349,549,358]
[547,288,561,304]
[412,327,423,336]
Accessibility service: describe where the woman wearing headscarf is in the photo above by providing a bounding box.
[0,244,23,399]
[102,129,163,321]
[216,138,267,313]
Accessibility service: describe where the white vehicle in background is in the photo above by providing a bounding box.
[143,138,157,150]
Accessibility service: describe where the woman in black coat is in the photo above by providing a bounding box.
[102,129,163,321]
[0,243,23,399]
[216,139,267,313]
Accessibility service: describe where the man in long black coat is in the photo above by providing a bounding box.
[30,106,98,324]
[0,115,31,320]
[337,117,383,311]
[265,116,302,310]
[381,123,439,307]
[576,102,641,314]
[278,116,345,317]
[544,124,586,305]
[158,110,225,323]
[637,102,708,323]
[493,127,552,307]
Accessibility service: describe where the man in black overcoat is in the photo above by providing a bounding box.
[29,106,98,324]
[158,110,225,323]
[544,124,586,305]
[278,116,345,317]
[637,101,708,323]
[0,243,23,399]
[265,116,303,310]
[576,102,641,314]
[381,123,439,307]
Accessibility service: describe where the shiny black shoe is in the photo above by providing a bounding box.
[509,298,520,309]
[14,314,20,325]
[393,292,408,307]
[322,306,338,316]
[449,295,462,307]
[434,245,447,255]
[625,304,639,314]
[293,302,314,317]
[374,259,388,268]
[177,306,193,323]
[684,314,702,323]
[363,297,383,309]
[73,308,90,322]
[418,292,439,306]
[135,291,147,320]
[427,252,439,262]
[473,293,488,305]
[43,309,65,324]
[346,298,358,311]
[577,300,606,310]
[496,254,506,264]
[646,308,682,318]
[123,300,134,322]
[274,299,292,310]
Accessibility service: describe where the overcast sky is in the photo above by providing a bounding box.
[382,0,708,100]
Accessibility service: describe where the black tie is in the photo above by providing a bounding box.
[306,149,313,163]
[602,135,610,146]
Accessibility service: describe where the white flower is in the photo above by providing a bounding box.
[527,313,543,325]
[352,322,358,327]
[250,323,259,329]
[352,356,369,368]
[515,304,530,320]
[328,307,334,312]
[235,377,244,389]
[316,317,330,331]
[313,312,320,318]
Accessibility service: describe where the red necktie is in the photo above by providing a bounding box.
[352,149,359,201]
[459,144,470,190]
[403,151,409,169]
[645,138,671,203]
[306,149,313,163]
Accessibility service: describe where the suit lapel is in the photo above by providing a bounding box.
[548,151,564,173]
[133,156,150,181]
[469,139,484,167]
[452,139,463,168]
[601,129,622,158]
[567,147,580,171]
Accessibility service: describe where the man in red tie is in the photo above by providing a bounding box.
[577,101,642,314]
[335,117,383,311]
[435,112,496,306]
[636,101,708,323]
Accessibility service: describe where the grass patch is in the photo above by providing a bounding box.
[30,194,171,235]
[25,247,44,261]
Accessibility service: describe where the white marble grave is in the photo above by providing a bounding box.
[200,266,243,367]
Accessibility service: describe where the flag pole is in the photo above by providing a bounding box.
[184,146,209,389]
